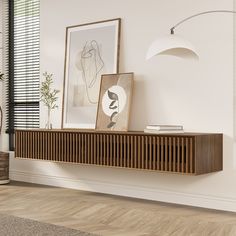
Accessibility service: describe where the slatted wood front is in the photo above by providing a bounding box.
[15,130,223,175]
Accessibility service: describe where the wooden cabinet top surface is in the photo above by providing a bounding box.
[15,129,222,137]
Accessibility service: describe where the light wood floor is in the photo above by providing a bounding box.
[0,182,236,236]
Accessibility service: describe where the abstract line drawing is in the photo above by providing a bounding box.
[62,18,121,129]
[96,73,133,131]
[76,40,104,104]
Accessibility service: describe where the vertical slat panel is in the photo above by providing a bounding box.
[160,137,164,171]
[181,137,185,173]
[165,137,168,171]
[28,131,30,159]
[90,134,93,164]
[149,136,152,170]
[29,131,32,158]
[97,134,100,165]
[71,133,74,163]
[130,136,134,168]
[78,133,81,163]
[127,135,130,168]
[24,131,27,158]
[25,131,27,158]
[153,136,156,170]
[113,134,116,166]
[123,135,126,167]
[56,132,59,162]
[120,135,123,167]
[45,132,48,161]
[145,136,148,169]
[186,138,189,174]
[53,132,56,161]
[84,133,87,164]
[109,134,113,166]
[93,134,96,164]
[134,136,137,168]
[16,131,19,157]
[169,137,172,171]
[49,132,52,161]
[116,134,119,167]
[137,136,141,169]
[190,138,193,174]
[34,131,36,159]
[103,134,106,165]
[62,132,66,162]
[87,134,90,164]
[46,132,49,161]
[141,136,144,169]
[21,131,23,158]
[45,131,48,160]
[40,131,43,160]
[173,137,176,172]
[177,137,180,172]
[81,134,84,163]
[18,131,20,157]
[100,134,103,165]
[75,133,77,163]
[61,132,64,162]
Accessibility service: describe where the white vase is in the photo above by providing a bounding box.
[45,108,52,129]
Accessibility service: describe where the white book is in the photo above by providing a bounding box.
[146,125,183,131]
[144,129,184,134]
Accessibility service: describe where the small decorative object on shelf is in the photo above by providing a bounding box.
[40,72,60,129]
[144,124,184,134]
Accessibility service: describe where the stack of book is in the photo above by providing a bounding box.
[144,125,184,134]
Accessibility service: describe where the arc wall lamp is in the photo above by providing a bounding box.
[146,10,236,60]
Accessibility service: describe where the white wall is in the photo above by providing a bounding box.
[9,0,236,212]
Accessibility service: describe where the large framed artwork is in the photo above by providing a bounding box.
[62,18,121,129]
[96,73,134,131]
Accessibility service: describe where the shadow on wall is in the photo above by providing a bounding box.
[129,75,148,131]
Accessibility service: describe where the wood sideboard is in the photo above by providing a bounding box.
[15,129,223,175]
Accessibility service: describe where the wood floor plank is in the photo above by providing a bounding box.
[0,181,236,236]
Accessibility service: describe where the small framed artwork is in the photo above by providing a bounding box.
[62,18,121,129]
[96,73,134,131]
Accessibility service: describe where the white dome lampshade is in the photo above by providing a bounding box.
[146,34,199,60]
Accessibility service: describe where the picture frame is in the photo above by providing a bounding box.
[96,73,134,131]
[62,18,121,129]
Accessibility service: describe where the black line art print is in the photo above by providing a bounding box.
[76,40,105,104]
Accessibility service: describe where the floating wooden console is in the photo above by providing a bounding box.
[15,130,223,175]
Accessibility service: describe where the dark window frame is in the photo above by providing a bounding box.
[8,0,40,151]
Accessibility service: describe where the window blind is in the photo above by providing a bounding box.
[8,0,40,150]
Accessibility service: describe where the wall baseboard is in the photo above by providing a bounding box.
[10,169,236,212]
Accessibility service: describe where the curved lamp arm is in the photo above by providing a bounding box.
[170,10,236,34]
[147,9,236,60]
